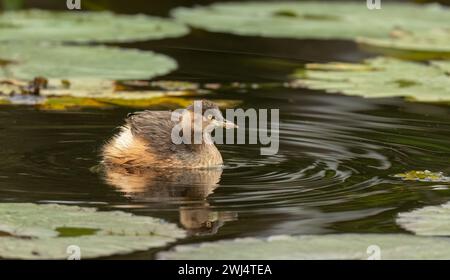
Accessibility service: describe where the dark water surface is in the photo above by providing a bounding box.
[1,1,450,259]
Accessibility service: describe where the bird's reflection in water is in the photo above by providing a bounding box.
[102,165,237,235]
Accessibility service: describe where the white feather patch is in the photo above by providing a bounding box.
[114,126,134,149]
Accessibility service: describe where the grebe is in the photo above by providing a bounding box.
[101,100,237,169]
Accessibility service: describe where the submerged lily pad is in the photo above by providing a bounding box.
[397,202,450,236]
[158,234,450,260]
[172,2,449,40]
[0,10,188,43]
[37,96,203,110]
[0,43,176,81]
[292,57,450,103]
[0,203,185,259]
[393,170,450,182]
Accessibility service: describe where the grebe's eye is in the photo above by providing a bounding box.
[207,115,214,120]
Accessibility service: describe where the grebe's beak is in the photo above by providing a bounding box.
[222,119,238,129]
[211,118,238,129]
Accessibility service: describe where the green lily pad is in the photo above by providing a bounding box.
[357,28,450,60]
[393,170,450,182]
[292,57,450,103]
[172,2,449,40]
[397,202,450,237]
[432,61,450,74]
[0,43,176,81]
[0,9,188,43]
[0,203,185,259]
[158,234,450,260]
[0,43,180,106]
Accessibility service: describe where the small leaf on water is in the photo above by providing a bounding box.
[393,170,450,182]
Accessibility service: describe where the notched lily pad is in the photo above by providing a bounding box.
[292,57,450,103]
[0,203,186,259]
[0,9,189,43]
[158,234,450,260]
[397,202,450,236]
[393,170,450,182]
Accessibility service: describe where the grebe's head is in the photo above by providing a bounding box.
[182,100,238,133]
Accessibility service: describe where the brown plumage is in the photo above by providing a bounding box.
[101,100,237,169]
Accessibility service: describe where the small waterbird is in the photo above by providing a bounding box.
[102,100,237,169]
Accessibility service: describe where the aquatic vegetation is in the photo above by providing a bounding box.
[0,43,176,81]
[357,28,450,60]
[0,9,188,43]
[0,79,188,103]
[0,10,189,108]
[432,61,450,74]
[172,2,450,58]
[292,57,450,103]
[0,203,185,259]
[148,80,200,91]
[38,96,194,110]
[158,234,450,260]
[0,77,243,109]
[171,2,449,40]
[393,170,450,182]
[40,97,241,110]
[0,43,185,107]
[0,1,449,261]
[397,202,450,236]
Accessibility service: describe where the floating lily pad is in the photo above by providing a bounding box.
[432,61,450,74]
[357,28,450,60]
[0,43,182,106]
[393,170,450,182]
[0,79,208,109]
[292,57,450,103]
[172,2,449,40]
[158,234,450,260]
[0,74,247,109]
[0,9,188,43]
[0,203,185,259]
[0,43,176,81]
[397,202,450,236]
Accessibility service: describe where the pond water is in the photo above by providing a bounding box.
[1,1,450,259]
